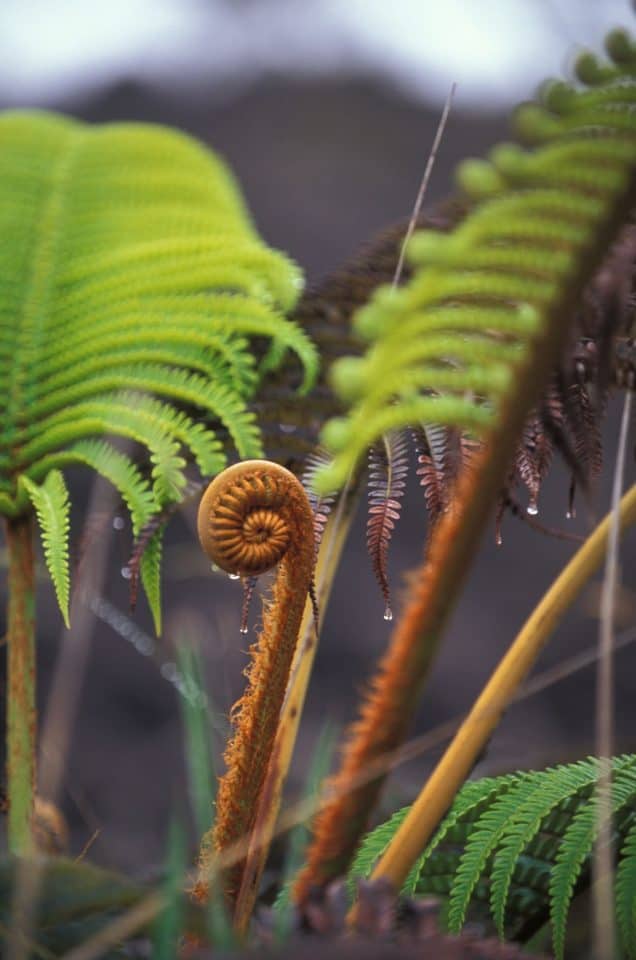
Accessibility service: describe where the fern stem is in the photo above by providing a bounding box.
[191,461,315,918]
[594,389,633,960]
[5,512,36,854]
[361,483,636,901]
[296,163,636,898]
[233,484,357,934]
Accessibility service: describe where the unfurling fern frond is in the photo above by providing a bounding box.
[314,32,636,493]
[0,110,316,628]
[350,755,636,959]
[366,429,409,620]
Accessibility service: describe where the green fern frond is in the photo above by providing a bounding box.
[617,818,636,955]
[549,759,636,959]
[315,31,636,492]
[446,772,545,932]
[19,471,71,626]
[0,107,313,624]
[350,755,636,957]
[33,439,157,535]
[139,529,164,636]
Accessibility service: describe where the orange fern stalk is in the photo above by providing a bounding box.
[192,460,315,912]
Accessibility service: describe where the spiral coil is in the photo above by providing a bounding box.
[197,460,301,577]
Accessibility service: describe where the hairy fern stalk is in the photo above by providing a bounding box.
[350,755,636,959]
[296,30,636,898]
[0,110,316,849]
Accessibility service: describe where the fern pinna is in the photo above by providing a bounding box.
[296,30,636,898]
[350,755,636,958]
[0,109,315,851]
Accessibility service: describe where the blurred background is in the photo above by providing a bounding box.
[0,0,635,889]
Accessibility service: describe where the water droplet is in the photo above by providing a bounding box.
[120,565,132,580]
[239,624,249,635]
[228,572,241,581]
[566,508,576,520]
[160,661,177,682]
[383,606,393,621]
[112,516,125,531]
[526,501,539,516]
[279,423,297,434]
[496,532,503,547]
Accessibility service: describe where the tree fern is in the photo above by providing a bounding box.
[349,755,636,958]
[313,32,636,493]
[0,110,318,848]
[0,108,317,625]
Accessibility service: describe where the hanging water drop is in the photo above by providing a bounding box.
[228,572,241,581]
[239,624,249,635]
[496,531,503,547]
[383,605,393,621]
[526,499,539,516]
[112,515,125,531]
[120,565,132,580]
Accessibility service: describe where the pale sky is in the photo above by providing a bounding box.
[0,0,634,108]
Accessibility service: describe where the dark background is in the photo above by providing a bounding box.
[0,2,634,899]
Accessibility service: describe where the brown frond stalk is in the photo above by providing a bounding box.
[191,460,315,913]
[5,512,36,854]
[364,482,636,900]
[294,172,636,900]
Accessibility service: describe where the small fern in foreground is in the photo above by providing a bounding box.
[350,755,636,958]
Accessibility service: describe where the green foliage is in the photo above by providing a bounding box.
[0,109,317,628]
[19,470,71,626]
[350,755,636,958]
[315,29,636,492]
[0,855,208,957]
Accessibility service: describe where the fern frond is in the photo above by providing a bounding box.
[300,449,337,553]
[19,471,71,626]
[314,41,636,492]
[0,109,310,625]
[549,759,636,959]
[366,430,409,620]
[33,440,157,535]
[350,754,636,957]
[489,757,603,938]
[617,817,636,955]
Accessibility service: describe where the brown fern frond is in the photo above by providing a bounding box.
[193,461,315,911]
[300,448,338,553]
[366,430,410,621]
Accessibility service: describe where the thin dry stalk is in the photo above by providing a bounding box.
[593,389,633,960]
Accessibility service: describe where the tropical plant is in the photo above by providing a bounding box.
[349,755,636,959]
[296,26,636,899]
[0,109,317,852]
[1,21,636,960]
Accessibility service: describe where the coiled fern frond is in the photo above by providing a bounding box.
[0,110,316,628]
[350,755,636,959]
[315,29,636,494]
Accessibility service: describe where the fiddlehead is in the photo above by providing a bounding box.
[192,460,316,909]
